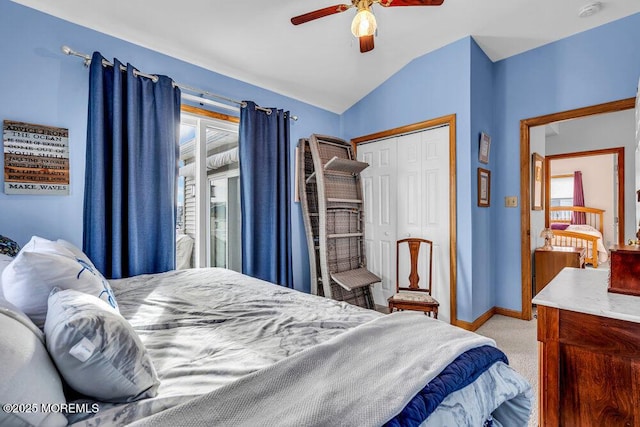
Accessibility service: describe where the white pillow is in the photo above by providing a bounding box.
[56,239,97,267]
[0,254,12,298]
[45,288,160,403]
[1,236,119,329]
[0,301,67,427]
[0,254,12,273]
[0,298,44,343]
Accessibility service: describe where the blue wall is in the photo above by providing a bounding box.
[342,13,640,322]
[492,12,640,311]
[342,37,476,322]
[0,0,341,293]
[469,39,495,320]
[2,0,639,321]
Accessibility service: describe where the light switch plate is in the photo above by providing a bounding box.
[505,196,518,207]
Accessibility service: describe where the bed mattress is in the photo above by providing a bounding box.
[67,268,531,426]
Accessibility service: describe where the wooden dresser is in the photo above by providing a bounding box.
[534,246,585,295]
[609,244,640,296]
[533,268,640,426]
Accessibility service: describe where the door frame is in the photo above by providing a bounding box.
[352,114,458,325]
[207,169,241,270]
[519,98,634,320]
[180,104,240,268]
[544,147,624,237]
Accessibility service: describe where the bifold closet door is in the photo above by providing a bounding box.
[358,125,451,323]
[396,126,450,323]
[358,138,398,306]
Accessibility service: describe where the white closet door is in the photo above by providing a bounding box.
[358,138,397,305]
[419,126,450,323]
[359,125,450,322]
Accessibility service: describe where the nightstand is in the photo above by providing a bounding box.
[534,246,585,295]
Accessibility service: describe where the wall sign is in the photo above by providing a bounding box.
[3,120,69,195]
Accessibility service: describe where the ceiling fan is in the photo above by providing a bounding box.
[291,0,444,53]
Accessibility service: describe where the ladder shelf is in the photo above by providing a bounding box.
[297,134,380,309]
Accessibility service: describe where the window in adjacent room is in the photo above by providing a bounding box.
[549,174,574,220]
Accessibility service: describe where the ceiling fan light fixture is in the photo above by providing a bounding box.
[351,9,377,37]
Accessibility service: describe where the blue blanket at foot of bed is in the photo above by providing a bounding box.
[385,345,508,427]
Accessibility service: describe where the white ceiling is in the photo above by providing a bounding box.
[12,0,640,113]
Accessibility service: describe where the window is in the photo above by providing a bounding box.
[549,175,573,219]
[177,107,240,271]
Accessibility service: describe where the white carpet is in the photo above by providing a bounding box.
[476,313,538,427]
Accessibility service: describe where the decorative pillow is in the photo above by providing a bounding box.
[0,301,67,427]
[0,235,20,257]
[56,239,97,267]
[550,223,569,230]
[44,288,160,403]
[1,236,118,329]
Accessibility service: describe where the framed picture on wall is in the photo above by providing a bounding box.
[478,168,490,207]
[531,152,544,210]
[479,132,491,164]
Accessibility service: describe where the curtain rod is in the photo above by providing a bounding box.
[61,45,298,121]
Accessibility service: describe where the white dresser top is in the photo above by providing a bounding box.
[532,268,640,324]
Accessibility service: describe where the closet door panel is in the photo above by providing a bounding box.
[420,126,451,322]
[397,132,422,240]
[357,125,450,318]
[358,138,397,304]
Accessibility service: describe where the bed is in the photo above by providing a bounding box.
[549,206,608,268]
[1,236,532,427]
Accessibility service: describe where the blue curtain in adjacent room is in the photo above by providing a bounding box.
[83,52,181,279]
[239,101,293,288]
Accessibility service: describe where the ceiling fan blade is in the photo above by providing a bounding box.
[359,35,375,53]
[291,4,352,25]
[378,0,444,6]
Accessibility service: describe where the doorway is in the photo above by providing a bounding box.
[545,148,623,248]
[519,98,635,320]
[178,105,241,271]
[352,114,458,324]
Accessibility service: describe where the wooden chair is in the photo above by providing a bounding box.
[388,238,439,318]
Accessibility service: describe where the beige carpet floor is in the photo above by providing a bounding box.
[475,312,538,427]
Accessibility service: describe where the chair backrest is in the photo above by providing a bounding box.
[396,238,433,293]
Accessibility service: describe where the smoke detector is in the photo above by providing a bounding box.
[578,2,602,18]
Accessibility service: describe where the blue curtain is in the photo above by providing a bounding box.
[239,101,293,287]
[83,52,181,279]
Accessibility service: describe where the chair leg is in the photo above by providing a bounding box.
[423,309,438,319]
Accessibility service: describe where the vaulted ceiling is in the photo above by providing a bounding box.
[12,0,640,113]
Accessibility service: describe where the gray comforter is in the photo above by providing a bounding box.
[69,268,531,426]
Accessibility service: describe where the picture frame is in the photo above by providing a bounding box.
[478,132,491,164]
[477,168,490,207]
[531,152,544,210]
